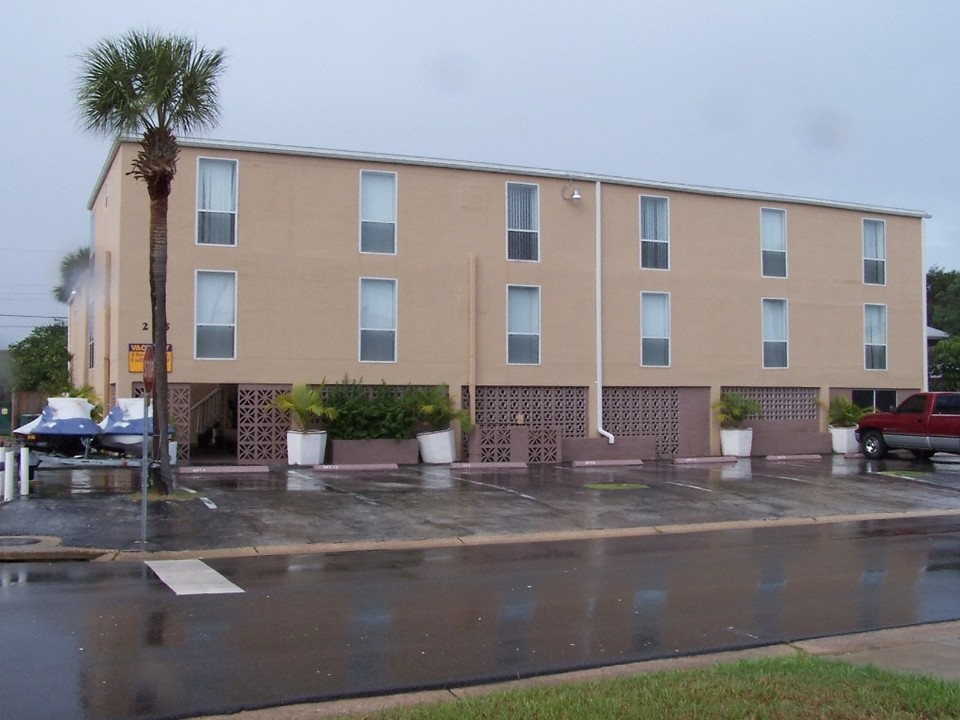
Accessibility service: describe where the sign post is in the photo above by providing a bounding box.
[139,344,155,546]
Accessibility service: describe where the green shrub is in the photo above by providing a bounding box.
[324,377,418,440]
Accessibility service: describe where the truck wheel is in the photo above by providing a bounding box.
[911,449,935,460]
[861,431,887,460]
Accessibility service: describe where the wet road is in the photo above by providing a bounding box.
[3,515,960,719]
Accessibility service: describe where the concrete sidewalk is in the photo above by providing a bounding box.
[3,455,960,716]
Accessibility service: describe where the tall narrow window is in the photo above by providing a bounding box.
[762,298,788,368]
[87,297,95,369]
[195,271,236,359]
[641,292,670,366]
[360,278,397,362]
[864,304,887,370]
[863,219,886,285]
[197,158,238,246]
[507,285,540,364]
[640,195,669,269]
[761,208,787,277]
[360,171,397,253]
[507,183,539,261]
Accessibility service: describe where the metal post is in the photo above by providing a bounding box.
[3,450,14,502]
[19,447,29,497]
[140,393,149,545]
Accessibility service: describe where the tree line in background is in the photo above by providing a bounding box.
[927,266,960,390]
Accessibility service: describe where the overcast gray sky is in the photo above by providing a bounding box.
[1,0,958,347]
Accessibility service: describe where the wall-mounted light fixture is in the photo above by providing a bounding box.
[562,183,582,201]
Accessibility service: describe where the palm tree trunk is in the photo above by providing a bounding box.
[148,192,173,489]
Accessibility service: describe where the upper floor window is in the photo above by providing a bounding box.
[761,208,787,278]
[762,298,788,368]
[195,270,236,359]
[359,278,397,362]
[507,183,539,261]
[640,195,669,269]
[197,158,238,246]
[864,303,887,370]
[507,285,540,364]
[863,219,886,285]
[360,171,397,254]
[641,292,670,366]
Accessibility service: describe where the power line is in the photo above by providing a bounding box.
[0,314,66,320]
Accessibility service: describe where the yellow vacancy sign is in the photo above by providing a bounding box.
[128,343,173,373]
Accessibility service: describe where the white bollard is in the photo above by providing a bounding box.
[19,447,30,497]
[3,450,14,502]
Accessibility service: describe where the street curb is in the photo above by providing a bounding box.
[12,507,960,563]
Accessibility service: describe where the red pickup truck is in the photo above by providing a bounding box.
[856,392,960,460]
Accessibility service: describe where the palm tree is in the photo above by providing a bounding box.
[77,30,226,487]
[53,246,91,303]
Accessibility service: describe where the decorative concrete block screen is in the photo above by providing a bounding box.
[238,385,289,463]
[463,386,587,463]
[602,387,680,457]
[133,382,191,463]
[721,386,818,421]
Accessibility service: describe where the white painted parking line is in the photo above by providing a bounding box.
[200,497,217,509]
[146,559,244,596]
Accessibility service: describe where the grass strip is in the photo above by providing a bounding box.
[354,655,960,720]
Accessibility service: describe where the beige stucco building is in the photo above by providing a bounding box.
[72,138,928,463]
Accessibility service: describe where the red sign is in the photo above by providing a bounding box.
[142,344,156,394]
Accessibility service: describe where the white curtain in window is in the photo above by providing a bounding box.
[641,196,668,240]
[761,209,785,251]
[508,286,539,333]
[196,272,235,324]
[863,220,885,259]
[361,279,395,330]
[199,159,236,212]
[864,304,886,343]
[763,299,787,341]
[642,293,669,338]
[508,184,538,231]
[361,172,396,223]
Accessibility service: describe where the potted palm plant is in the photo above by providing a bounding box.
[712,392,762,457]
[827,396,871,455]
[408,385,473,463]
[270,382,336,465]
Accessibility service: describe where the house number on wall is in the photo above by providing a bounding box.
[142,323,171,331]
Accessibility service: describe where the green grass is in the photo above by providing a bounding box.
[349,655,960,720]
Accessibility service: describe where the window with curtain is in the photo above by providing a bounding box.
[640,195,669,269]
[641,292,670,366]
[507,285,540,364]
[360,171,397,253]
[360,278,396,362]
[863,219,886,285]
[197,158,238,246]
[762,298,788,368]
[761,208,787,278]
[864,304,887,370]
[195,271,236,359]
[507,183,539,261]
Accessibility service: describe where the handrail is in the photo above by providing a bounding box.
[192,386,223,437]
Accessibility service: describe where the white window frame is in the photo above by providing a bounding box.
[762,297,789,369]
[359,277,397,363]
[194,270,237,360]
[760,207,787,278]
[359,170,398,255]
[196,157,238,247]
[863,218,886,286]
[640,195,670,270]
[507,284,541,365]
[640,292,670,367]
[506,182,540,262]
[864,303,888,370]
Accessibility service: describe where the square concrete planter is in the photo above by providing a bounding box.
[287,430,327,466]
[829,426,860,455]
[417,428,458,464]
[720,427,753,457]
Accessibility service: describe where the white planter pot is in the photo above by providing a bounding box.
[829,426,859,455]
[417,428,457,464]
[287,430,327,466]
[720,427,753,458]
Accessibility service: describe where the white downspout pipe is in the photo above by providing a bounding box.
[595,180,615,444]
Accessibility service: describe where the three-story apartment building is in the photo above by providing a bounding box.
[71,138,927,464]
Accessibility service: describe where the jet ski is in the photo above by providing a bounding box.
[13,397,102,456]
[97,398,153,456]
